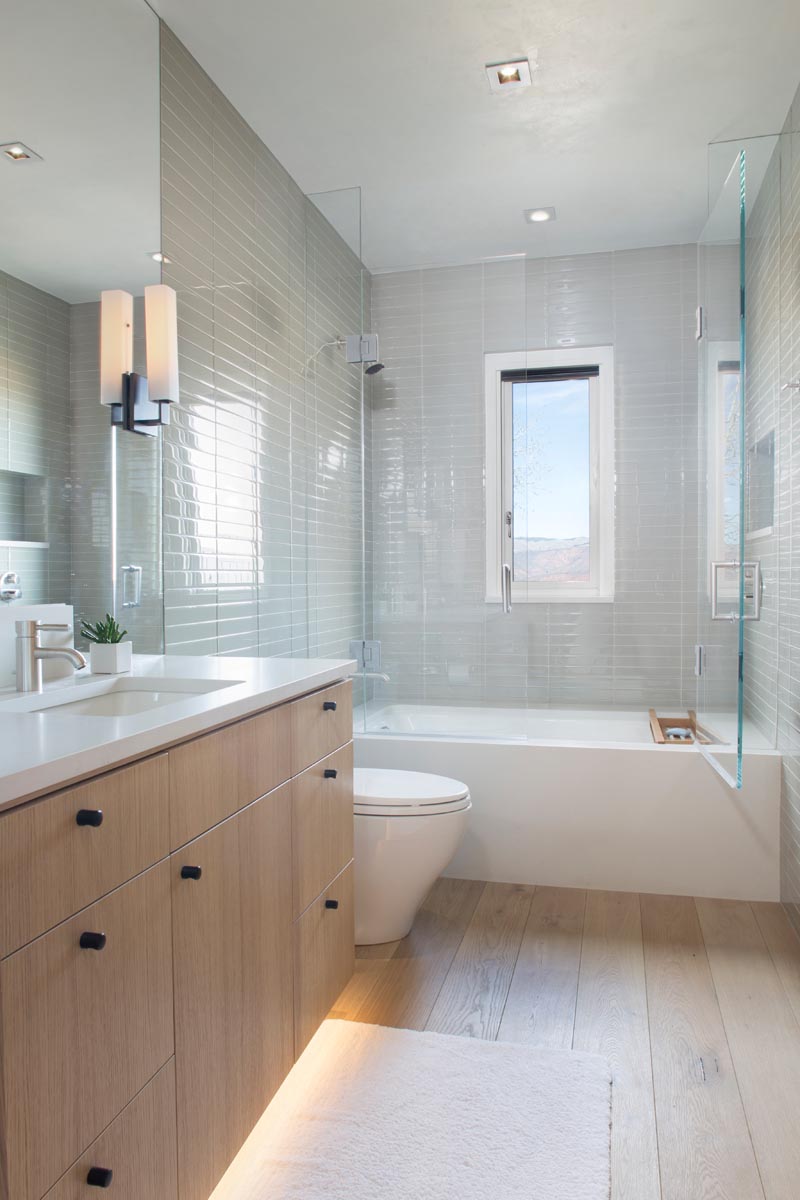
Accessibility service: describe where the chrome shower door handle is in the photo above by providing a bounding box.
[120,564,142,609]
[502,563,513,614]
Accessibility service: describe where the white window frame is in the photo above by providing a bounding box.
[485,346,615,604]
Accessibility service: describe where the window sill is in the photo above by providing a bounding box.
[485,593,615,605]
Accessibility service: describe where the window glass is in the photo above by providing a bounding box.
[511,377,591,584]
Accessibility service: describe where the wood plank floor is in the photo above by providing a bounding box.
[331,878,800,1200]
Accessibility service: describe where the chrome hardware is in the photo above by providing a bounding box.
[0,571,21,603]
[502,562,513,614]
[14,620,87,693]
[781,380,800,392]
[120,564,142,608]
[349,639,382,672]
[710,561,762,621]
[504,510,513,539]
[694,645,704,677]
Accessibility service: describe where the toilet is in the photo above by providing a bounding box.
[353,767,472,945]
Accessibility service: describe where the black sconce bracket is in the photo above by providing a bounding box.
[111,372,171,437]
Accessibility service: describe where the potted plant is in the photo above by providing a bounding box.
[81,614,132,674]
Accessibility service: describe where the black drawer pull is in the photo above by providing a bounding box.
[87,1166,114,1188]
[76,809,104,827]
[323,700,337,711]
[325,899,339,910]
[324,769,338,779]
[79,931,107,951]
[181,865,202,881]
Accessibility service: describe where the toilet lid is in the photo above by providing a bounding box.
[353,768,470,815]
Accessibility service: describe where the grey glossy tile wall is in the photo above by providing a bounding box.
[159,26,368,665]
[369,244,699,707]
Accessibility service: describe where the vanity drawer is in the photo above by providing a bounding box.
[292,742,354,917]
[290,680,352,776]
[0,861,174,1200]
[0,754,169,957]
[294,862,354,1056]
[168,704,291,848]
[43,1059,178,1200]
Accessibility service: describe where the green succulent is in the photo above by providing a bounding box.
[80,614,128,645]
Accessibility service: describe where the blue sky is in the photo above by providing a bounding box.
[512,378,590,540]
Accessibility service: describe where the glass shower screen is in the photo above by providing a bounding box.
[696,138,774,787]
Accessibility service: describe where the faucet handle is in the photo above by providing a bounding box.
[15,620,70,642]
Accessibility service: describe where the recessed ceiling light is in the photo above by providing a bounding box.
[485,59,532,93]
[1,141,42,163]
[524,207,556,223]
[149,251,172,264]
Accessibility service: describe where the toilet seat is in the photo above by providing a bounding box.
[354,767,471,817]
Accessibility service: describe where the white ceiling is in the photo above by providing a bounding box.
[151,0,800,272]
[1,0,160,303]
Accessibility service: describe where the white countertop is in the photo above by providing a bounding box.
[0,654,356,811]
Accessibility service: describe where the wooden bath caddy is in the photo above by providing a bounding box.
[649,709,714,746]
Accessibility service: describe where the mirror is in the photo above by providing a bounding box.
[0,0,163,650]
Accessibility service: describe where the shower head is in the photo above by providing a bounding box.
[364,361,385,375]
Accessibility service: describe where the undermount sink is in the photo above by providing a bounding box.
[0,676,244,718]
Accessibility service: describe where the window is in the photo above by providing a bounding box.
[485,347,614,602]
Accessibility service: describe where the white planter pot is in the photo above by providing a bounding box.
[90,641,132,675]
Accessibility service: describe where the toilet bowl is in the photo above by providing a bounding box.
[353,767,471,945]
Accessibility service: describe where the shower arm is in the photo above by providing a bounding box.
[303,337,345,375]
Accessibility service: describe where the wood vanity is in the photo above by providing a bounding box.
[0,677,354,1200]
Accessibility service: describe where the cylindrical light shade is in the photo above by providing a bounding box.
[99,290,133,406]
[144,284,180,404]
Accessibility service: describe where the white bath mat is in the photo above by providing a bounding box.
[211,1019,612,1200]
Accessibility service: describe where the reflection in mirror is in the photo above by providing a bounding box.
[0,0,162,654]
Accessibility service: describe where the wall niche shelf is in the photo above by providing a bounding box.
[0,469,48,546]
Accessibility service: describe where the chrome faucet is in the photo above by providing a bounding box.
[15,620,87,693]
[360,671,391,683]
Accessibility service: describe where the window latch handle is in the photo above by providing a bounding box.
[502,563,513,614]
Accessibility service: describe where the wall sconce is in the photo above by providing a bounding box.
[100,285,179,436]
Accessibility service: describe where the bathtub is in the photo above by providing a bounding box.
[354,704,781,901]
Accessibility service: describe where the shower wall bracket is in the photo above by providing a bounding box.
[344,333,379,365]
